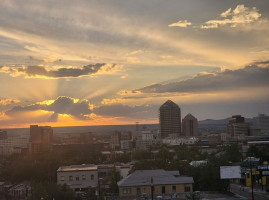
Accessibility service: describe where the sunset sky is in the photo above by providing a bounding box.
[0,0,269,128]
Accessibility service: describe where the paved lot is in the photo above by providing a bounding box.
[230,184,269,200]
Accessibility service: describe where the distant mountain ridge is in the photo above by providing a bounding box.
[199,118,253,125]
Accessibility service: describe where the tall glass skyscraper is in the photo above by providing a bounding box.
[159,100,181,138]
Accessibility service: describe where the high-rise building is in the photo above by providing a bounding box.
[110,131,121,149]
[159,100,181,138]
[182,114,198,137]
[30,125,53,153]
[227,115,250,137]
[253,114,269,134]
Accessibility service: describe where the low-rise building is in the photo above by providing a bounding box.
[8,182,31,199]
[120,140,132,150]
[117,170,194,197]
[57,164,98,191]
[162,137,198,146]
[189,160,208,167]
[136,140,153,150]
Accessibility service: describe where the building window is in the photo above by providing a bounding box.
[162,186,166,194]
[76,176,79,181]
[184,186,191,192]
[123,188,131,194]
[172,185,176,193]
[60,176,65,181]
[91,175,94,180]
[136,187,141,195]
[69,176,73,181]
[82,175,86,180]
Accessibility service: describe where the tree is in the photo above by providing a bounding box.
[30,182,75,200]
[187,154,230,191]
[246,145,263,158]
[133,149,151,160]
[109,167,121,195]
[185,192,202,200]
[223,144,242,162]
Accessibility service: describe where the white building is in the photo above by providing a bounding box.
[141,131,154,141]
[136,140,153,150]
[162,137,199,146]
[120,140,132,150]
[57,164,98,191]
[189,160,208,167]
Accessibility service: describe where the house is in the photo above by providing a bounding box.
[117,169,194,197]
[8,182,31,199]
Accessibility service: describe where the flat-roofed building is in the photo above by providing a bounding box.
[118,169,193,197]
[227,115,250,138]
[159,100,181,138]
[253,114,269,134]
[30,125,53,153]
[182,114,198,137]
[57,164,98,191]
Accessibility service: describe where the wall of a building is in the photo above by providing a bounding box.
[57,170,98,189]
[119,183,193,196]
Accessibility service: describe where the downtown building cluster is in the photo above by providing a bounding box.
[0,101,269,199]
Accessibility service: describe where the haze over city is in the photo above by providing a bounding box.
[0,0,269,128]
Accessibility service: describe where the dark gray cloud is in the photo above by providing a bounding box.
[137,62,269,93]
[6,96,92,120]
[12,63,116,78]
[94,104,155,118]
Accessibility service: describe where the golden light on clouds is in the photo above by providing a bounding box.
[0,98,20,106]
[37,100,55,105]
[0,1,268,127]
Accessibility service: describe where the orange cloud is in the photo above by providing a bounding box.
[0,98,20,106]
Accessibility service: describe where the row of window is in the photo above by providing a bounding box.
[60,174,94,181]
[123,185,191,194]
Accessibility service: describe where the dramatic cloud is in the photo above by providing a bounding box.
[168,20,192,28]
[0,98,20,106]
[94,104,153,118]
[6,96,92,120]
[136,61,269,93]
[0,63,118,78]
[201,4,261,29]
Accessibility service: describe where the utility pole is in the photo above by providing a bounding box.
[250,157,254,200]
[151,176,154,200]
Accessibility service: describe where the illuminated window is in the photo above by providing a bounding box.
[60,176,65,181]
[69,176,73,181]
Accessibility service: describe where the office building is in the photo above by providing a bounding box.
[182,114,198,137]
[30,125,53,153]
[253,114,269,134]
[227,115,250,138]
[159,100,181,138]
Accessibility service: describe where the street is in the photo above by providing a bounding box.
[230,184,269,200]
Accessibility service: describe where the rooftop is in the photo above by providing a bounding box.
[118,169,193,187]
[57,164,97,172]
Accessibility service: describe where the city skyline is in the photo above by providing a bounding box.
[0,0,269,128]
